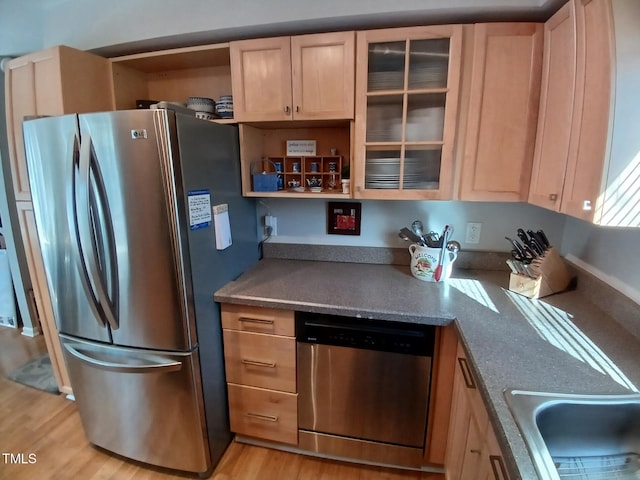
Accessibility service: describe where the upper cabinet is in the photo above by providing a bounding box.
[230,32,355,122]
[529,0,640,226]
[352,26,463,200]
[5,45,113,201]
[110,43,233,118]
[458,23,543,202]
[528,2,577,211]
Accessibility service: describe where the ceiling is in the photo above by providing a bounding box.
[1,0,568,59]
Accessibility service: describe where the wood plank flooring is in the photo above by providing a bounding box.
[0,328,444,480]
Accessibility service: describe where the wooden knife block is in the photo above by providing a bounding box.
[508,248,573,299]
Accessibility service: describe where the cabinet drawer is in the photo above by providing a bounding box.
[223,330,296,392]
[227,383,298,445]
[221,304,294,336]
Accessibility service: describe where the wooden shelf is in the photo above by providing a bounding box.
[110,43,233,111]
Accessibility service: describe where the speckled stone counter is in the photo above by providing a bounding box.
[214,258,640,480]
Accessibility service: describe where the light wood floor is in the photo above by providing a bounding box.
[0,328,444,480]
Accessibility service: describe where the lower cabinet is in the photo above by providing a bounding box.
[445,341,510,480]
[16,202,72,395]
[220,304,298,445]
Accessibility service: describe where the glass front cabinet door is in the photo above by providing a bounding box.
[353,26,463,199]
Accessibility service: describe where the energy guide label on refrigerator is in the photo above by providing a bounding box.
[187,190,212,230]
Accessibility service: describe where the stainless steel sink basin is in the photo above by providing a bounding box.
[505,390,640,479]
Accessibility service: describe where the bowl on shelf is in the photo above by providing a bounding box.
[187,96,216,113]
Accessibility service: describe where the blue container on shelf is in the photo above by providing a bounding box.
[251,160,278,192]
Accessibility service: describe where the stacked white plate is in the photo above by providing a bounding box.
[368,71,404,91]
[408,64,447,89]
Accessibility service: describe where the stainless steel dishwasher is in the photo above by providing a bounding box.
[296,311,436,468]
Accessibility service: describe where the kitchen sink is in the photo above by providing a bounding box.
[504,389,640,480]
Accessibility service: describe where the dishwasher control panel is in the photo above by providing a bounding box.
[295,312,435,356]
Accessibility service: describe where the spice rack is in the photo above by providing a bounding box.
[265,156,343,193]
[508,248,573,299]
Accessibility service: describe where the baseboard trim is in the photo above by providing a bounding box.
[21,325,41,337]
[565,254,640,306]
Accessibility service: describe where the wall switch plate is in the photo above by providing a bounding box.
[465,222,482,244]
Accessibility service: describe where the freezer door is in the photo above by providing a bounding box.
[78,110,194,350]
[23,115,110,343]
[60,335,210,474]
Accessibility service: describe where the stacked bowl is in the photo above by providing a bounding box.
[216,95,234,119]
[187,97,216,120]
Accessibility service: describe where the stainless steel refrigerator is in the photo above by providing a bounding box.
[22,109,260,476]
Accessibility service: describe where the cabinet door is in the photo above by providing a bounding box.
[460,23,543,201]
[291,31,355,120]
[528,2,577,210]
[353,25,462,200]
[16,202,72,395]
[561,0,613,219]
[230,37,292,121]
[5,46,113,201]
[5,49,64,201]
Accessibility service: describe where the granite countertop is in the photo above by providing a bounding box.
[214,257,640,480]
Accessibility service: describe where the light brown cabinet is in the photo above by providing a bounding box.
[352,25,463,200]
[528,2,577,211]
[5,45,113,395]
[458,23,543,201]
[221,304,298,445]
[529,0,640,226]
[5,45,113,201]
[445,342,510,480]
[16,203,72,395]
[230,32,355,122]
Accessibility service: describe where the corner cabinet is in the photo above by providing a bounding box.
[5,45,113,396]
[5,45,114,201]
[352,25,463,200]
[458,23,543,201]
[221,304,298,445]
[445,342,510,480]
[230,32,355,122]
[529,0,640,226]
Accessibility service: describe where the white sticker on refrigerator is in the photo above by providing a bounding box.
[188,190,212,230]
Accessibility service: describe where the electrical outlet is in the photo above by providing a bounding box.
[465,222,482,244]
[264,215,277,236]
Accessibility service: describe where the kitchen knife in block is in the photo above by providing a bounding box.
[508,248,573,299]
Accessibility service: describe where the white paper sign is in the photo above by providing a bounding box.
[188,190,212,230]
[213,203,232,250]
[286,140,316,156]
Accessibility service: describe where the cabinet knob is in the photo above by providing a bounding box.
[296,105,300,113]
[549,193,558,201]
[284,106,291,114]
[583,200,592,211]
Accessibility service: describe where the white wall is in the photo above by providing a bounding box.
[0,0,562,57]
[561,217,640,300]
[259,199,566,250]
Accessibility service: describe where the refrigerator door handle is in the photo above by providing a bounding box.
[66,132,106,327]
[63,342,183,374]
[78,134,120,330]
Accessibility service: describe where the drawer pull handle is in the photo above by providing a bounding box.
[470,449,481,454]
[489,455,509,480]
[239,317,275,325]
[241,359,276,368]
[458,357,477,390]
[246,412,278,422]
